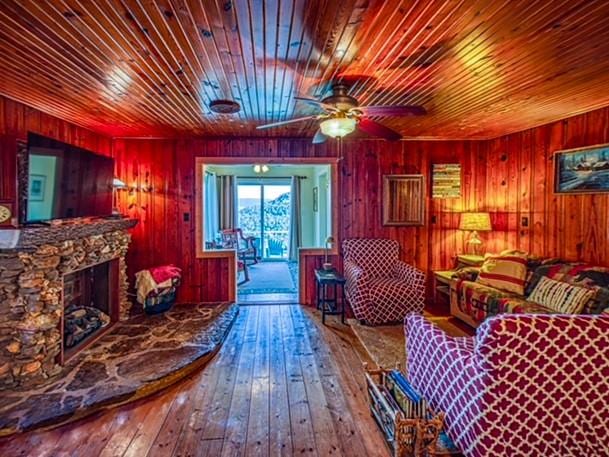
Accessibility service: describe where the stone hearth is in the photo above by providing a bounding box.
[0,219,137,390]
[0,302,238,436]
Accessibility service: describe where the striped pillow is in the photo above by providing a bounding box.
[528,276,594,314]
[476,254,527,295]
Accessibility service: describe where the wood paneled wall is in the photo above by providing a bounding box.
[474,107,609,265]
[4,93,609,305]
[112,136,481,304]
[113,106,609,305]
[112,137,339,303]
[0,95,112,223]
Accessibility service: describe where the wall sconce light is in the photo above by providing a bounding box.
[115,173,154,211]
[126,180,153,195]
[113,177,127,189]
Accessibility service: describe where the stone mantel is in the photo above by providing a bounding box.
[0,218,138,252]
[0,218,138,390]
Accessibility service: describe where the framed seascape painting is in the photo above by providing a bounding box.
[555,143,609,193]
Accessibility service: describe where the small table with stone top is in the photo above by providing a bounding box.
[315,268,347,325]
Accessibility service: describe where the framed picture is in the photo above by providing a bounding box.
[382,175,425,226]
[29,174,46,201]
[432,163,461,198]
[555,143,609,193]
[313,186,319,212]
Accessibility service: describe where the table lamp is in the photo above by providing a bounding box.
[459,212,492,255]
[323,236,335,270]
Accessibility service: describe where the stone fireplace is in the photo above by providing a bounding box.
[0,218,136,390]
[61,258,120,363]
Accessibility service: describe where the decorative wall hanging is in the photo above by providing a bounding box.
[382,175,425,226]
[432,163,461,198]
[554,143,609,193]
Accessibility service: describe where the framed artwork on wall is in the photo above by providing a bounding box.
[29,174,46,201]
[382,174,425,226]
[432,163,461,198]
[555,143,609,193]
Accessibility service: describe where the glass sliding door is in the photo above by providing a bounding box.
[237,184,262,256]
[237,180,291,260]
[262,184,290,260]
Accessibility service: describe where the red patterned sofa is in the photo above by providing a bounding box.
[453,260,609,325]
[405,313,609,457]
[343,238,425,325]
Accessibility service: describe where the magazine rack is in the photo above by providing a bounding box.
[364,365,445,457]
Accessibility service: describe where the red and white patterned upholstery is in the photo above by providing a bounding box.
[343,238,425,324]
[405,314,609,457]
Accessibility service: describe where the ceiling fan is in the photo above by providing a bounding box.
[255,83,426,143]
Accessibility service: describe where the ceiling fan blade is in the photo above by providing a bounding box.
[256,115,317,130]
[357,118,402,141]
[360,105,426,117]
[312,128,328,144]
[294,96,337,112]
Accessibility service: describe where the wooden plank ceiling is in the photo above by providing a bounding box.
[2,0,609,139]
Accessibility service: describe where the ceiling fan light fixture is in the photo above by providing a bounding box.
[253,164,270,173]
[319,117,356,138]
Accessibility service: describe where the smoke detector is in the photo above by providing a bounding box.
[209,99,240,114]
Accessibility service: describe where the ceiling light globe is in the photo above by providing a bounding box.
[320,117,356,138]
[253,164,261,173]
[261,165,270,173]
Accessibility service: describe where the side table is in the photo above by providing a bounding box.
[314,268,346,325]
[433,270,454,304]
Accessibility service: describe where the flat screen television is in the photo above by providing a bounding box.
[25,133,115,223]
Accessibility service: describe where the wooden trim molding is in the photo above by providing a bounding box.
[195,156,340,304]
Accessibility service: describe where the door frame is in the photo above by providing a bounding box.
[195,157,339,303]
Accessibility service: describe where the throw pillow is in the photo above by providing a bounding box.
[528,276,595,314]
[476,254,527,295]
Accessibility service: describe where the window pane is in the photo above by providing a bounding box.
[238,184,262,244]
[263,185,290,259]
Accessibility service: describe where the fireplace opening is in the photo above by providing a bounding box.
[61,258,119,363]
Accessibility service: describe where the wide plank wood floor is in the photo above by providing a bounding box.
[0,305,389,457]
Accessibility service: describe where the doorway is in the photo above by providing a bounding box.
[200,161,334,305]
[237,180,291,261]
[236,178,297,303]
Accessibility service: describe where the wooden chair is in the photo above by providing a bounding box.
[221,228,259,265]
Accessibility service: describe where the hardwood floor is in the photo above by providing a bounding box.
[0,305,388,457]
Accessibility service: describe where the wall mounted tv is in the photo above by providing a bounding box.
[25,133,114,223]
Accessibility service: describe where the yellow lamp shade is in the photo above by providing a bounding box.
[459,212,492,231]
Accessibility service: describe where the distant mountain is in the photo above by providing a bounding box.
[239,192,291,236]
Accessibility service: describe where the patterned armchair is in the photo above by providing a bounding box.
[343,238,425,325]
[405,314,609,457]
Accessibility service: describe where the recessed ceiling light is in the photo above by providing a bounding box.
[209,99,240,114]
